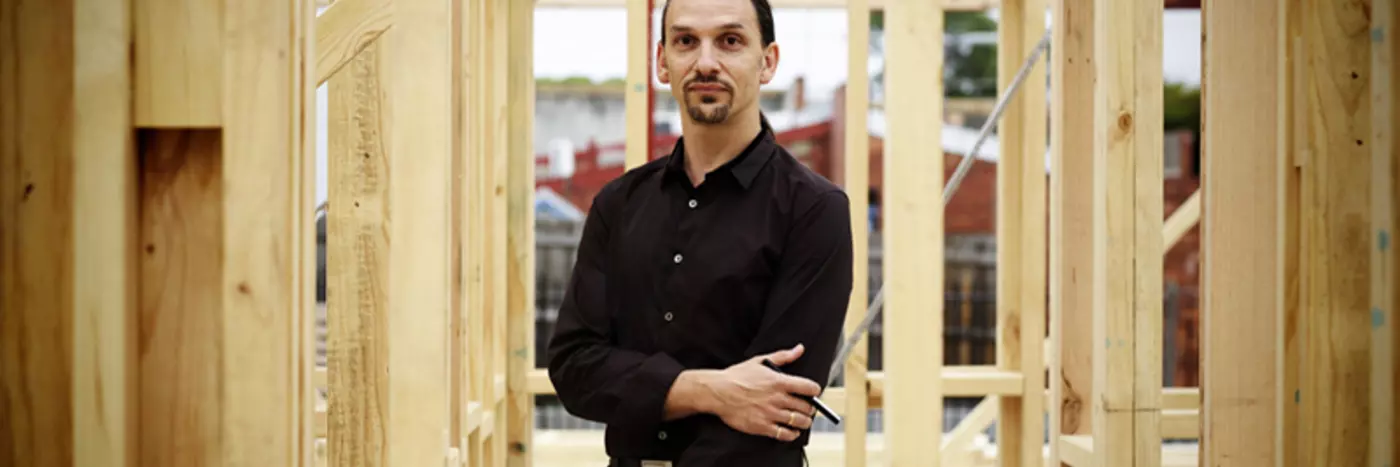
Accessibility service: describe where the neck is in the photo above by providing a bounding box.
[680,108,763,186]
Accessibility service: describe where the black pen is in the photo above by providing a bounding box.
[761,359,842,425]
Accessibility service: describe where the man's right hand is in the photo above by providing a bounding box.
[705,344,822,442]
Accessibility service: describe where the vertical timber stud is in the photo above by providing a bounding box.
[843,0,871,465]
[1279,0,1304,461]
[506,0,538,463]
[134,0,222,127]
[386,0,454,464]
[1297,0,1373,463]
[883,0,944,465]
[1048,0,1095,462]
[490,0,512,462]
[1,0,77,465]
[74,0,139,464]
[996,0,1048,462]
[327,19,392,467]
[222,0,317,462]
[1370,0,1397,464]
[626,0,651,169]
[1200,0,1284,464]
[1091,0,1163,464]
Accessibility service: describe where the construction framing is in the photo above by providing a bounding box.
[2,0,1394,466]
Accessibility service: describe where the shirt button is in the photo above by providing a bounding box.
[664,312,674,322]
[688,199,698,209]
[673,253,683,264]
[658,431,668,440]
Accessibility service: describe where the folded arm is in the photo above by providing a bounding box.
[546,198,690,431]
[680,190,855,463]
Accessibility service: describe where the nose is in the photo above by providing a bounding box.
[695,41,720,74]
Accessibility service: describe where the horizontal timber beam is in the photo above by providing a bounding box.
[534,0,996,10]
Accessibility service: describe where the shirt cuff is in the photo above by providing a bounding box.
[613,351,686,430]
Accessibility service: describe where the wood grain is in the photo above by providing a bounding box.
[506,0,538,463]
[134,0,222,127]
[73,0,138,463]
[327,38,391,467]
[1048,0,1095,463]
[1200,0,1284,463]
[883,0,945,464]
[0,1,76,465]
[138,130,224,467]
[1297,0,1373,464]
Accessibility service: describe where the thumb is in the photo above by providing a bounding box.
[762,343,805,367]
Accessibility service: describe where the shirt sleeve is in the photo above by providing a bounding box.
[680,189,855,463]
[545,194,687,432]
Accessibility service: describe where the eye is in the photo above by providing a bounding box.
[674,35,695,46]
[723,35,742,46]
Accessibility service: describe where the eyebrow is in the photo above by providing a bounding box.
[669,22,747,34]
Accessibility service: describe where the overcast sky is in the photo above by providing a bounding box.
[533,6,1204,96]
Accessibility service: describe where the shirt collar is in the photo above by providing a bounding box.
[662,128,776,190]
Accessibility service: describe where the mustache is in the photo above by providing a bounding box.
[684,75,732,91]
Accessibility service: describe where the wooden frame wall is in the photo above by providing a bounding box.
[20,0,1395,466]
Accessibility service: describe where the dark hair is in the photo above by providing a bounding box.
[658,0,776,47]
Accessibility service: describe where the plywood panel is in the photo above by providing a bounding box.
[327,38,391,467]
[882,0,944,464]
[0,2,77,465]
[138,130,224,467]
[1200,0,1284,463]
[1296,0,1373,465]
[134,0,222,127]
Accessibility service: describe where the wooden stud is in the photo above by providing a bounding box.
[384,0,454,463]
[1279,0,1304,462]
[995,0,1048,463]
[882,0,944,464]
[314,0,393,86]
[1200,0,1285,464]
[842,0,871,465]
[73,0,138,464]
[326,31,391,467]
[221,0,316,461]
[625,0,651,169]
[1048,0,1095,462]
[2,1,79,464]
[506,0,538,464]
[1295,0,1373,465]
[1091,0,1163,463]
[1371,0,1396,464]
[489,0,512,463]
[535,0,998,11]
[134,0,222,127]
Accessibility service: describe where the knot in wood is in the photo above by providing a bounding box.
[1116,111,1133,133]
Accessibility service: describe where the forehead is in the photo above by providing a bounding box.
[666,0,758,32]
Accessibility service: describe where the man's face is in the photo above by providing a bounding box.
[657,0,778,125]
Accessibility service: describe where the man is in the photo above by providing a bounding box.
[546,0,853,464]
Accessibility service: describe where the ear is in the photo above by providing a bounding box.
[655,41,671,84]
[759,42,779,85]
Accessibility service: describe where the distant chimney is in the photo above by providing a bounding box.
[793,76,806,112]
[548,139,575,179]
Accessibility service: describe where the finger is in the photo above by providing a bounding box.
[775,394,815,420]
[760,343,805,367]
[779,375,822,397]
[770,424,799,442]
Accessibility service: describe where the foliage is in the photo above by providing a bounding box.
[1163,82,1201,131]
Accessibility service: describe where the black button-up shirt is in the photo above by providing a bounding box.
[546,128,853,465]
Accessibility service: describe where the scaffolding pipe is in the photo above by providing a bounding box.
[828,27,1051,385]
